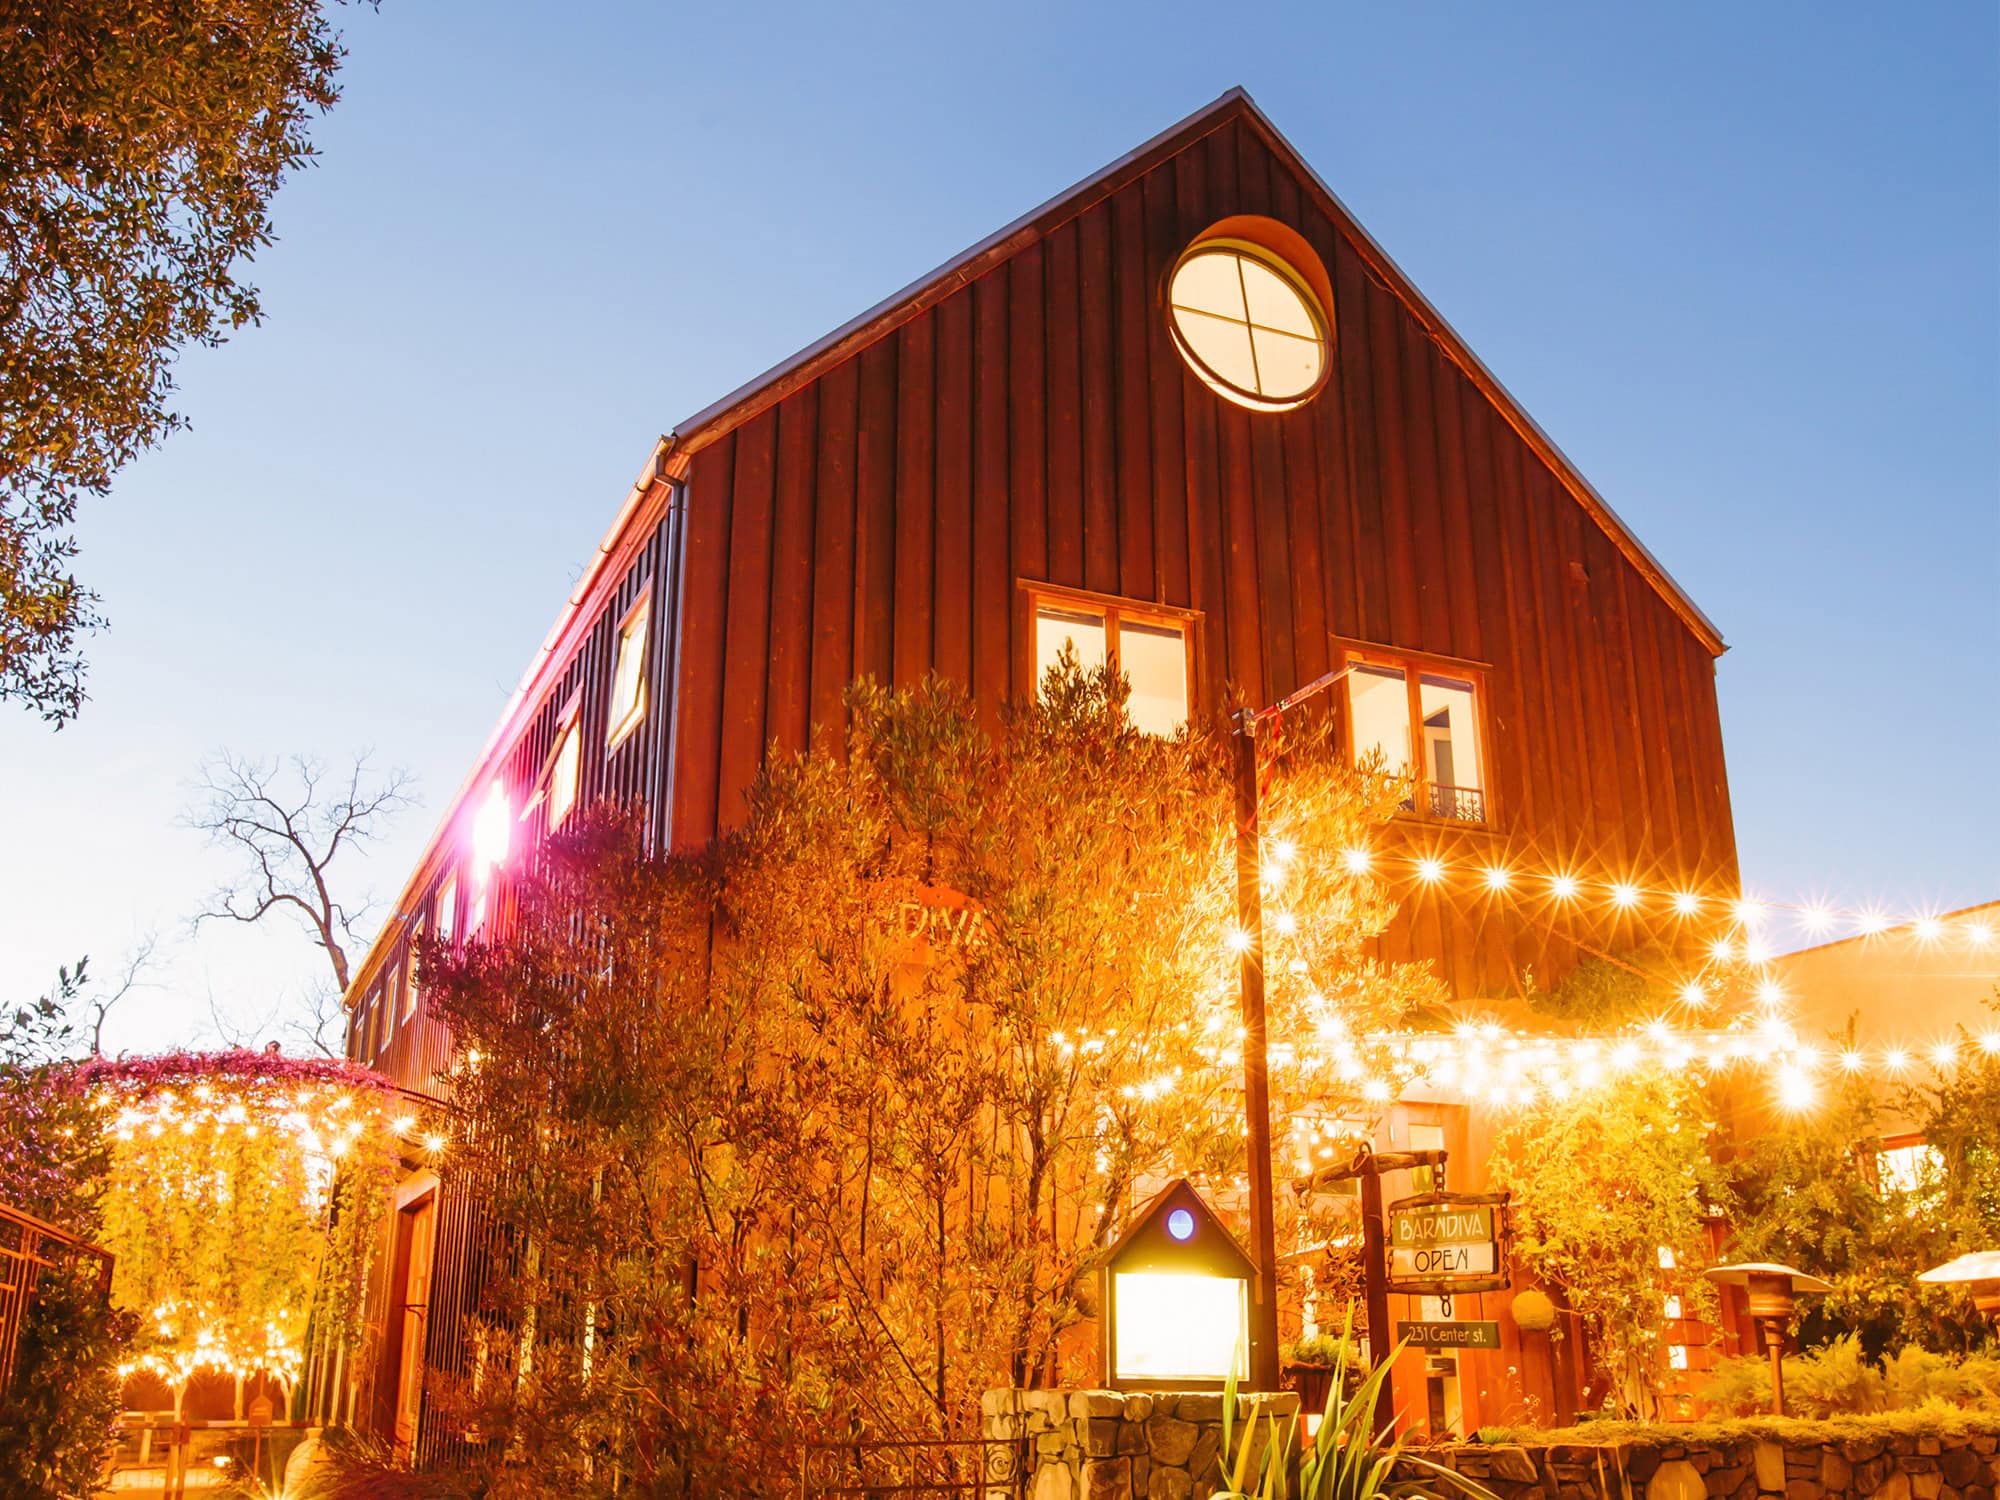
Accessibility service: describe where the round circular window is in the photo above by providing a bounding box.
[1167,238,1330,412]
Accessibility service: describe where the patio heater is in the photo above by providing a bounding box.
[1917,1251,2000,1321]
[1702,1262,1832,1416]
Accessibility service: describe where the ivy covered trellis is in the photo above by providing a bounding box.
[80,1049,408,1415]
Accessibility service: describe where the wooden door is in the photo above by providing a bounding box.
[393,1195,437,1456]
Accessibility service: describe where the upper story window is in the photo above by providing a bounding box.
[549,718,581,827]
[435,871,457,946]
[1345,652,1487,825]
[607,592,651,748]
[1028,586,1194,738]
[1167,230,1331,414]
[401,925,423,1022]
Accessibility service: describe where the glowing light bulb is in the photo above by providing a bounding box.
[1415,856,1445,884]
[1858,910,1889,935]
[1679,981,1707,1008]
[423,1133,445,1154]
[1915,917,1944,944]
[1483,866,1511,892]
[1967,923,1994,950]
[1709,938,1735,962]
[1271,838,1297,866]
[1930,1042,1956,1069]
[1226,928,1252,953]
[1733,898,1765,929]
[1883,1047,1908,1073]
[1838,1049,1865,1073]
[1672,891,1702,917]
[1274,911,1298,936]
[1801,905,1834,936]
[1548,873,1579,901]
[1979,1032,2000,1057]
[1776,1065,1814,1111]
[1611,882,1640,910]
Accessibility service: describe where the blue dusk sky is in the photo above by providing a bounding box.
[1,2,1993,1054]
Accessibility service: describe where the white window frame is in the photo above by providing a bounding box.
[606,590,652,750]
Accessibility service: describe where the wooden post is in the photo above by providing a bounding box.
[1231,714,1282,1393]
[1359,1161,1395,1434]
[1766,1323,1786,1416]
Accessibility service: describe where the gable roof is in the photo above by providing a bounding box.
[663,87,1723,656]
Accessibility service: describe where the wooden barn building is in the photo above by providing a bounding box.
[332,88,1738,1455]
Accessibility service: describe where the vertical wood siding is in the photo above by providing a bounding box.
[665,118,1737,999]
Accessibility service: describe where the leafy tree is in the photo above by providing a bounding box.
[1,0,367,723]
[419,661,1432,1494]
[0,963,132,1498]
[1487,1070,1720,1418]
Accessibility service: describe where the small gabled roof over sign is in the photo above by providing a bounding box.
[664,86,1724,657]
[1106,1178,1257,1280]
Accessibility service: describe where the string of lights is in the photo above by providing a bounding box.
[1259,839,1994,953]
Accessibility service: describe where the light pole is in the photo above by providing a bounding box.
[1230,664,1356,1392]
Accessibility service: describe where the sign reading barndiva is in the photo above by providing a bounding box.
[1385,1192,1509,1295]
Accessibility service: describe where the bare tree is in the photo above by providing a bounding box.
[185,751,417,995]
[82,933,161,1055]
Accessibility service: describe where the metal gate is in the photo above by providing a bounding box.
[0,1202,113,1400]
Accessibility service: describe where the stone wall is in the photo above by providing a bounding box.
[980,1387,1300,1500]
[983,1392,2000,1500]
[1411,1429,2000,1500]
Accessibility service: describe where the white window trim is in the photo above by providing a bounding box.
[606,590,652,751]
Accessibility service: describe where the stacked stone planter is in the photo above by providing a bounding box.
[1407,1429,2000,1500]
[981,1387,1300,1500]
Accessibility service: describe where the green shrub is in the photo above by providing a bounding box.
[1790,1336,1887,1417]
[1699,1355,1773,1417]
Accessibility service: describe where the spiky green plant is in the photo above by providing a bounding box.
[1292,1313,1501,1500]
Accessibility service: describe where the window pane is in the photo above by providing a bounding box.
[1239,257,1319,337]
[1168,249,1247,321]
[1171,307,1260,392]
[1119,619,1188,737]
[1347,664,1411,774]
[608,600,650,738]
[550,723,581,826]
[1035,606,1106,695]
[435,875,456,944]
[1418,675,1481,792]
[1250,326,1323,399]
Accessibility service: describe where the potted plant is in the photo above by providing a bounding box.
[1283,1331,1363,1415]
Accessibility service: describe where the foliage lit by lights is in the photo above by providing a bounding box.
[81,1050,414,1400]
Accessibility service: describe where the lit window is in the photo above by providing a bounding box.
[607,595,651,747]
[1876,1142,1943,1198]
[435,872,457,945]
[1668,1345,1690,1371]
[1345,656,1486,824]
[1031,595,1190,738]
[1168,240,1329,412]
[401,927,423,1022]
[1657,1246,1676,1270]
[549,721,581,827]
[1663,1295,1683,1320]
[468,883,488,935]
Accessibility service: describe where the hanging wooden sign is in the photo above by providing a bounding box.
[1385,1191,1510,1295]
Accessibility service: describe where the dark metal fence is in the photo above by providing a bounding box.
[797,1434,1027,1499]
[0,1201,114,1400]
